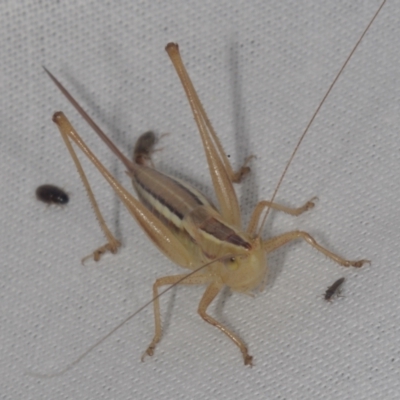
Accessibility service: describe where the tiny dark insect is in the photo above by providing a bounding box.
[324,277,345,302]
[36,184,69,205]
[133,131,157,165]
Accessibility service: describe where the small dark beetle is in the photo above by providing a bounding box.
[36,184,69,205]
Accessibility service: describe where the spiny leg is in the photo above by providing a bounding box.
[166,44,253,185]
[166,43,243,226]
[247,197,317,235]
[54,112,195,268]
[54,113,121,263]
[142,273,212,361]
[264,230,369,268]
[198,281,253,366]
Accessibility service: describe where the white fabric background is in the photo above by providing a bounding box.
[2,1,399,399]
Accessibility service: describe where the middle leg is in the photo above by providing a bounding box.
[198,280,253,366]
[264,230,369,268]
[247,197,317,235]
[142,273,212,361]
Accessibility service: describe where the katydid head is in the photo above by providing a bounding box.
[220,237,267,294]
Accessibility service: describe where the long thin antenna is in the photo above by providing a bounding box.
[27,255,232,378]
[257,0,386,235]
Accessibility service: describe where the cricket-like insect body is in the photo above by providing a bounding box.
[33,1,385,376]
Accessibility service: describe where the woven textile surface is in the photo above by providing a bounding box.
[2,1,399,399]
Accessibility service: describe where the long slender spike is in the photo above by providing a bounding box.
[257,0,386,235]
[43,67,135,171]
